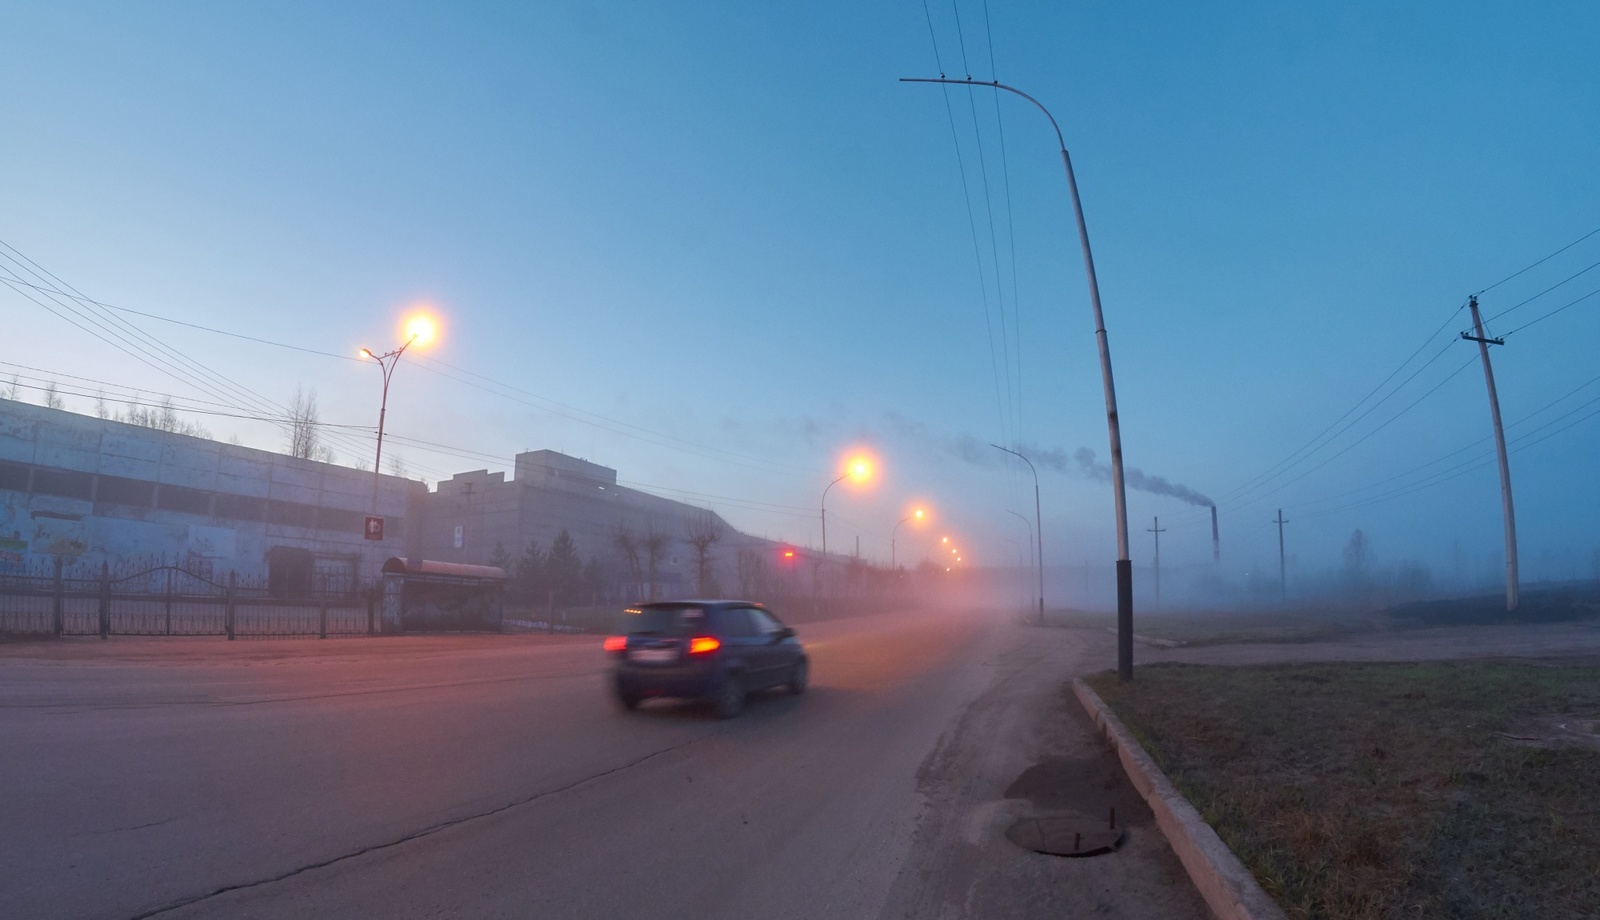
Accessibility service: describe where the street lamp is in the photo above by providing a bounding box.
[820,455,873,561]
[891,507,926,570]
[359,313,437,514]
[906,77,1133,680]
[992,444,1045,625]
[1005,509,1038,621]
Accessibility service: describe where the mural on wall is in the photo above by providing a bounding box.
[32,512,87,557]
[0,498,25,570]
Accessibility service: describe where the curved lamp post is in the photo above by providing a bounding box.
[359,315,436,514]
[891,508,925,570]
[1004,508,1038,621]
[992,444,1046,625]
[905,77,1133,680]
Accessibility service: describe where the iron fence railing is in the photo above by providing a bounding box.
[0,560,379,639]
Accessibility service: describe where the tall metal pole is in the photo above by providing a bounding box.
[891,512,922,571]
[992,444,1045,624]
[911,78,1132,678]
[1274,509,1289,604]
[1147,517,1165,610]
[360,335,416,516]
[1463,296,1519,611]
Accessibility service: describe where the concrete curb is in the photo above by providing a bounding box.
[1101,626,1186,648]
[1072,678,1288,920]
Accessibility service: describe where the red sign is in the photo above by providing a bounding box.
[364,516,385,541]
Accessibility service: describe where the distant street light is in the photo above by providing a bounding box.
[992,444,1046,625]
[891,508,926,570]
[905,77,1133,680]
[1005,509,1038,620]
[360,312,438,513]
[820,455,873,561]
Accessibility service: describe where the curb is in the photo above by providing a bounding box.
[1072,678,1287,920]
[1101,626,1186,648]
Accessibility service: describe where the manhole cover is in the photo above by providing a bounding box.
[1005,816,1125,857]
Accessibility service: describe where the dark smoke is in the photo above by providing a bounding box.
[1072,448,1214,508]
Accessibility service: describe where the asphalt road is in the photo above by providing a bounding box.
[1,607,1207,920]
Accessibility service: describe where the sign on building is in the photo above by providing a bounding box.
[364,516,385,541]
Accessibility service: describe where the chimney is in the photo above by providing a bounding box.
[1210,505,1220,563]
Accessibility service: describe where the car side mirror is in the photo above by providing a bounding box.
[777,626,796,641]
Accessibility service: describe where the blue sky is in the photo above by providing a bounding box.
[3,1,1598,591]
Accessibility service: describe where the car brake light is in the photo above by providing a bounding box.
[687,636,721,655]
[603,635,627,653]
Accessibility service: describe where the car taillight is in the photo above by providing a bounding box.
[603,635,627,653]
[687,636,721,655]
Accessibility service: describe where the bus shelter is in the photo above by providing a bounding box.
[381,557,507,633]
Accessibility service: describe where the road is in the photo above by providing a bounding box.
[1,607,1207,920]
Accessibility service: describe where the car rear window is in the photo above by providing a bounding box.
[619,605,707,636]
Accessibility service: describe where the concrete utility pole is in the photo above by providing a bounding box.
[1462,296,1519,611]
[1274,509,1289,604]
[1147,517,1166,609]
[905,78,1133,677]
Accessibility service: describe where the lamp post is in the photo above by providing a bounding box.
[820,457,872,562]
[360,315,436,515]
[1005,509,1037,620]
[908,77,1133,680]
[992,444,1045,625]
[891,508,925,570]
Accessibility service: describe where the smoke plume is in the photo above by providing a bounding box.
[1072,448,1214,508]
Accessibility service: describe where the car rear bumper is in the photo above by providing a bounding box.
[614,664,721,699]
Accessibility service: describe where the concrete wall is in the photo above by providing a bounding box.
[0,399,422,580]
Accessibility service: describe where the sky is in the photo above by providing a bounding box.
[3,0,1598,597]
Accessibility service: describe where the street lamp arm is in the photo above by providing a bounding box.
[899,77,1067,152]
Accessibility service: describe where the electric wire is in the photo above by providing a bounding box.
[1473,223,1600,296]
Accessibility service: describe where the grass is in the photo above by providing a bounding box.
[1043,607,1378,646]
[1086,662,1600,920]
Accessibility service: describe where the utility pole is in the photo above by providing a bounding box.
[1147,517,1166,609]
[1462,295,1519,611]
[1274,509,1289,604]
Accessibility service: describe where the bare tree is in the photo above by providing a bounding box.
[388,454,409,479]
[1,375,18,400]
[43,382,64,410]
[735,546,767,598]
[287,386,321,460]
[121,397,209,438]
[685,513,724,596]
[613,527,644,601]
[94,390,110,419]
[641,524,671,601]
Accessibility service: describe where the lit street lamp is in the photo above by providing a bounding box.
[906,77,1134,680]
[360,313,437,514]
[891,508,926,570]
[992,444,1045,625]
[820,456,872,561]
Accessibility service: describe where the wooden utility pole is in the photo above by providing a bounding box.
[1274,509,1289,603]
[1462,296,1519,611]
[1147,517,1166,609]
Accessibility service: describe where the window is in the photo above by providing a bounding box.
[0,461,28,493]
[32,468,93,500]
[97,476,155,508]
[215,494,266,522]
[749,608,785,636]
[718,607,757,638]
[156,484,212,515]
[269,500,318,528]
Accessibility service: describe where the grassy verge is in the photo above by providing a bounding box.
[1044,607,1378,646]
[1086,662,1600,919]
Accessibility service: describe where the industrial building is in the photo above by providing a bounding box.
[0,399,419,587]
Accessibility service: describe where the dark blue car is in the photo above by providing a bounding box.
[604,600,808,718]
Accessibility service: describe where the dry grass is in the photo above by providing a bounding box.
[1087,662,1600,919]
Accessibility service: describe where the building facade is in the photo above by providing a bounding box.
[0,399,421,586]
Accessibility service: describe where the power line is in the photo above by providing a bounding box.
[1500,284,1600,338]
[1481,256,1600,325]
[1474,222,1600,296]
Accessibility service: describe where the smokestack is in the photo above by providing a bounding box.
[1210,505,1220,563]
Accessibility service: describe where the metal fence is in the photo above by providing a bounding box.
[0,560,379,639]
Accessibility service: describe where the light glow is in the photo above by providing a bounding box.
[603,635,627,652]
[687,636,721,655]
[404,312,438,347]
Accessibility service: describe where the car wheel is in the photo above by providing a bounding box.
[712,674,745,719]
[614,689,642,711]
[787,659,808,695]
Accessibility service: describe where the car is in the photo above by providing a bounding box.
[604,600,808,718]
